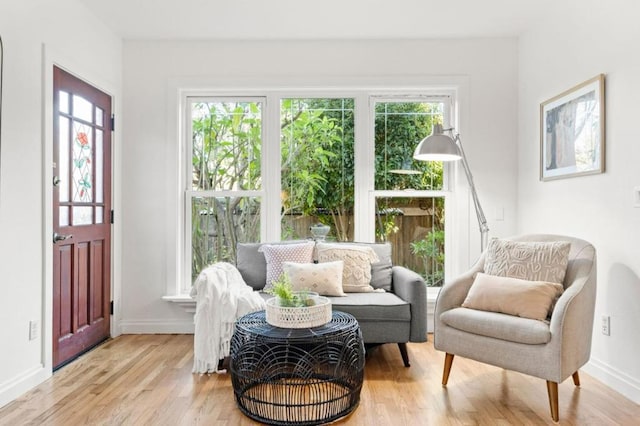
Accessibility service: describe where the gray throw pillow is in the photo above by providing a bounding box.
[236,243,266,290]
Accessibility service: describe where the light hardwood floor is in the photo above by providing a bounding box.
[1,334,639,425]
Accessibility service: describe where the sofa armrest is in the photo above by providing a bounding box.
[392,266,427,342]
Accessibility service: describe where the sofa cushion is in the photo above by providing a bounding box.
[441,307,552,345]
[328,292,411,322]
[316,243,379,293]
[283,260,346,296]
[484,238,571,284]
[462,272,564,321]
[259,241,315,291]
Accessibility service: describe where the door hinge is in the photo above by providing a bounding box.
[110,301,114,315]
[110,115,115,131]
[110,209,114,224]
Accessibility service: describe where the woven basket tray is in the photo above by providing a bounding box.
[265,295,332,328]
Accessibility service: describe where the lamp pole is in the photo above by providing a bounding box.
[413,124,489,252]
[453,133,489,252]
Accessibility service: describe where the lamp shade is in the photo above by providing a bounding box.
[413,123,461,162]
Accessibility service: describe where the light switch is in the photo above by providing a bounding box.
[495,207,504,221]
[635,186,640,208]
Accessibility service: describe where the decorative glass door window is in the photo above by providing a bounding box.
[57,91,106,226]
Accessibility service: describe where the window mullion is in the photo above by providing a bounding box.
[353,94,373,242]
[263,94,282,242]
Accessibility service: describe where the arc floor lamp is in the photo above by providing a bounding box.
[413,124,489,251]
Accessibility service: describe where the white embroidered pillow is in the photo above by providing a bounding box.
[484,238,571,284]
[283,261,345,297]
[316,243,380,293]
[259,241,315,291]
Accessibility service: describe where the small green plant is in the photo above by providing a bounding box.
[410,229,445,286]
[269,273,315,307]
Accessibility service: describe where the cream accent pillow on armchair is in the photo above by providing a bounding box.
[462,273,564,321]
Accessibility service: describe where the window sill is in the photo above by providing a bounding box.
[162,294,196,313]
[426,286,440,304]
[426,287,440,333]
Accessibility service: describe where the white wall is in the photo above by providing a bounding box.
[120,39,519,332]
[518,0,640,403]
[0,0,121,407]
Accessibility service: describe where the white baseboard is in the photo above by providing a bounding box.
[119,319,194,334]
[0,365,50,409]
[583,357,640,404]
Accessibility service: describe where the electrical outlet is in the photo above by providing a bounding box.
[29,320,39,340]
[601,315,610,336]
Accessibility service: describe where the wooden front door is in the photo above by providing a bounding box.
[52,66,112,369]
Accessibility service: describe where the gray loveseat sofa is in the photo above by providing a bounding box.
[235,241,428,367]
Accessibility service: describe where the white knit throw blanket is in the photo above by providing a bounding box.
[190,262,265,374]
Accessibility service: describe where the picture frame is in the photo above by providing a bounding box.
[540,74,605,181]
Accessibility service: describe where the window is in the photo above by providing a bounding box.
[373,99,447,286]
[187,99,263,280]
[181,92,453,291]
[281,98,355,241]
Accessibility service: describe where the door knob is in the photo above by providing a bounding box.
[53,232,73,243]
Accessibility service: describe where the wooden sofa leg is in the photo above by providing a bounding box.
[398,343,410,367]
[546,380,559,422]
[442,353,454,386]
[572,371,581,386]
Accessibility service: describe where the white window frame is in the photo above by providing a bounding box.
[170,87,461,296]
[365,95,455,284]
[183,96,267,294]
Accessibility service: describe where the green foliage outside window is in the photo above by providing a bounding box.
[190,98,447,285]
[190,102,262,278]
[281,98,355,241]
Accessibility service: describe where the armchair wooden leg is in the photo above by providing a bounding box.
[398,343,410,367]
[572,371,581,386]
[546,380,559,422]
[442,353,454,386]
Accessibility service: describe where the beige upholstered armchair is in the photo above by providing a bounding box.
[434,234,596,422]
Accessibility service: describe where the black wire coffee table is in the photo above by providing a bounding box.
[230,310,365,426]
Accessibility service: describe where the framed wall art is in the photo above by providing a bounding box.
[540,74,605,181]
